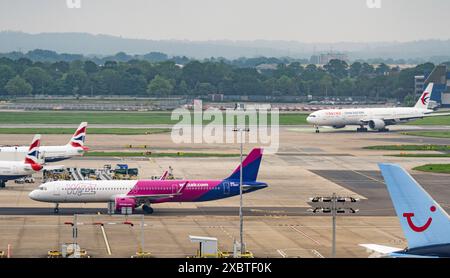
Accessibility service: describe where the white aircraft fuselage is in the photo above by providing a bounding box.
[306,107,433,128]
[0,145,84,162]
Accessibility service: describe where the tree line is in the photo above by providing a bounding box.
[0,54,442,102]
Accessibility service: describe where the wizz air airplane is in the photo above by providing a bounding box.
[29,148,268,214]
[0,122,88,163]
[0,135,43,188]
[306,83,450,133]
[360,163,450,258]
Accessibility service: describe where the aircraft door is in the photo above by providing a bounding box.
[223,182,230,195]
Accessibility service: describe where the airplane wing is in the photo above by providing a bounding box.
[128,181,189,202]
[360,112,450,124]
[359,244,403,255]
[42,165,65,171]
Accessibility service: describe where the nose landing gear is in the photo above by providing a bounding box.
[54,203,59,214]
[314,126,320,133]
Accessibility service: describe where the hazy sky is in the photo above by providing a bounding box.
[1,0,450,42]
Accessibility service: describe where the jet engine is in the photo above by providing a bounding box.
[115,197,136,213]
[369,119,386,130]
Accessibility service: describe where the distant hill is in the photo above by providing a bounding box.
[1,31,450,62]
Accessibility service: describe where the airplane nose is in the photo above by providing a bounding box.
[28,190,37,200]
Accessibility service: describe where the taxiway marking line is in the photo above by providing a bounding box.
[100,225,112,255]
[290,226,321,245]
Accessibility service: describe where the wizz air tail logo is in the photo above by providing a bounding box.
[421,92,430,105]
[403,206,436,232]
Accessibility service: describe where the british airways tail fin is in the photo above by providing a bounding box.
[379,163,450,249]
[414,83,433,109]
[68,122,89,150]
[24,134,43,171]
[226,148,263,182]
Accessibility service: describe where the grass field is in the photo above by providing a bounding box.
[389,153,450,158]
[406,116,450,125]
[0,128,171,135]
[85,151,240,158]
[0,110,447,126]
[413,164,450,174]
[0,111,308,125]
[364,145,450,151]
[401,131,450,139]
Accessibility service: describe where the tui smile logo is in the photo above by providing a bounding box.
[403,206,436,232]
[421,92,430,105]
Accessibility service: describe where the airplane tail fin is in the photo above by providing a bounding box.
[24,134,43,171]
[68,122,89,151]
[414,83,433,109]
[379,163,450,249]
[226,148,263,182]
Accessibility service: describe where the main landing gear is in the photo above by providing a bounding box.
[54,203,59,214]
[0,180,6,188]
[142,204,154,214]
[357,125,368,132]
[377,128,390,132]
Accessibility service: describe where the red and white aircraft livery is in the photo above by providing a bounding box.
[0,122,88,162]
[0,135,43,188]
[306,83,450,132]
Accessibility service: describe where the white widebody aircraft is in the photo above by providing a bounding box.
[0,122,89,162]
[306,83,450,133]
[0,134,43,188]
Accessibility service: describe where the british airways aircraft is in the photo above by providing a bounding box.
[306,83,450,133]
[360,163,450,258]
[0,122,88,163]
[0,135,43,188]
[29,148,268,214]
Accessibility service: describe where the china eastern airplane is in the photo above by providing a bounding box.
[306,83,450,133]
[0,135,43,188]
[0,122,88,162]
[29,148,268,214]
[360,163,450,258]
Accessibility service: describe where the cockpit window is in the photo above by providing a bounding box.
[309,115,316,118]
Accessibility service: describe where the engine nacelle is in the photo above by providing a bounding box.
[368,119,386,130]
[332,125,346,129]
[115,197,136,213]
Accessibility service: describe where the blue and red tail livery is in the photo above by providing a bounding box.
[69,122,88,150]
[24,134,43,171]
[376,163,450,257]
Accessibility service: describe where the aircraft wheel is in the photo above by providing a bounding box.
[0,181,5,188]
[54,204,59,214]
[142,205,154,214]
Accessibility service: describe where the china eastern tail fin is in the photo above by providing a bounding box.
[379,163,450,249]
[414,83,433,109]
[68,122,89,151]
[226,148,263,182]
